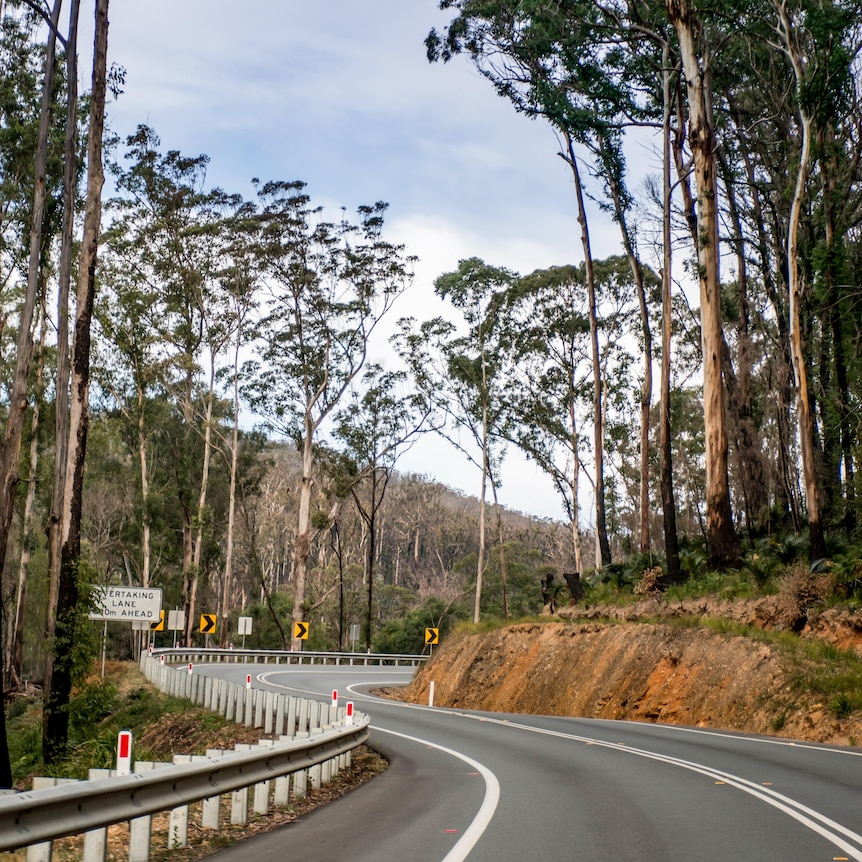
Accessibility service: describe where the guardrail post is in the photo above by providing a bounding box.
[234,685,244,724]
[253,689,265,729]
[83,769,112,862]
[243,686,254,727]
[130,761,169,862]
[286,696,298,737]
[263,690,274,734]
[297,698,309,734]
[200,750,226,829]
[273,767,290,807]
[253,741,274,814]
[290,733,309,798]
[224,682,236,721]
[275,693,286,735]
[26,777,80,862]
[230,745,251,824]
[168,755,192,847]
[309,701,321,735]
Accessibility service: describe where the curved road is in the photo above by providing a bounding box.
[195,664,862,862]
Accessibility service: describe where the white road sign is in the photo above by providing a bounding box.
[89,586,162,622]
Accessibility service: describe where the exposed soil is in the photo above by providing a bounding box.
[397,600,862,747]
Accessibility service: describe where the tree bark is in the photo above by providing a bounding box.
[45,0,80,709]
[44,0,109,764]
[8,310,48,688]
[473,342,489,623]
[659,43,681,583]
[565,136,611,567]
[0,0,64,787]
[775,0,826,560]
[291,410,315,649]
[666,0,740,568]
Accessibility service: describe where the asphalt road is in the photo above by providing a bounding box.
[196,664,862,862]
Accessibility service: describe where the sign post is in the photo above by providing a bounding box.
[238,616,252,647]
[167,609,185,648]
[116,730,133,776]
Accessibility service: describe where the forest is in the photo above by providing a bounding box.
[1,0,862,780]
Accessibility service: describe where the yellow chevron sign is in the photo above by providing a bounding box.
[150,610,165,631]
[425,628,439,645]
[294,621,309,640]
[199,614,216,634]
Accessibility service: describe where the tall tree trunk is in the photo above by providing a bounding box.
[138,404,151,587]
[182,372,215,646]
[568,391,584,577]
[0,0,63,788]
[364,470,378,651]
[291,410,315,649]
[473,345,489,623]
[660,44,681,584]
[666,0,740,568]
[565,136,610,567]
[602,152,652,555]
[44,0,108,764]
[776,2,826,560]
[787,118,825,558]
[819,127,855,535]
[219,330,242,647]
[490,478,509,620]
[8,310,48,688]
[46,0,80,701]
[717,147,766,535]
[738,141,799,530]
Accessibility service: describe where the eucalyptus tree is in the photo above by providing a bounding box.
[334,364,427,650]
[427,1,672,566]
[214,204,260,646]
[0,0,66,783]
[245,183,413,648]
[93,247,165,592]
[498,265,588,572]
[106,126,242,645]
[767,0,861,559]
[43,0,110,765]
[395,257,515,623]
[497,260,643,573]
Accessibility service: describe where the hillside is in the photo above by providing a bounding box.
[398,600,862,746]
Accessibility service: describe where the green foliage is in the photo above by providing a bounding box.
[68,682,118,734]
[828,552,862,603]
[374,598,455,654]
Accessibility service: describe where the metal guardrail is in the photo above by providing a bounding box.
[0,722,369,851]
[0,651,377,855]
[152,647,428,667]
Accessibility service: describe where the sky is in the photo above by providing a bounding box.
[91,1,659,522]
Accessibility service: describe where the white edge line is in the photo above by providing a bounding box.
[373,726,500,862]
[258,671,862,858]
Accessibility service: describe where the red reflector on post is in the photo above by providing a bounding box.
[117,730,133,775]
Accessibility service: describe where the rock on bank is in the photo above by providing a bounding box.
[400,622,862,746]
